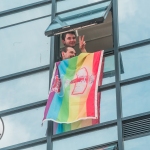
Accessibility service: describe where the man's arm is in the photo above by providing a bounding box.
[79,35,87,53]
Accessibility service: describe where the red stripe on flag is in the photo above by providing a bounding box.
[86,51,102,117]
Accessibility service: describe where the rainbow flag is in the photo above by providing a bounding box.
[43,51,104,124]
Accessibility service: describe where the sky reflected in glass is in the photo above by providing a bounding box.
[20,144,46,150]
[0,0,42,11]
[122,80,150,117]
[0,71,49,111]
[124,135,150,150]
[0,107,47,148]
[119,0,150,45]
[0,18,50,77]
[121,45,150,80]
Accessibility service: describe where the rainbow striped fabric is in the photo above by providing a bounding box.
[43,51,104,124]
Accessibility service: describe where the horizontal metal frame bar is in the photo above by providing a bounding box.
[0,137,47,150]
[122,111,150,123]
[0,15,51,29]
[120,73,150,86]
[98,82,115,91]
[80,140,118,150]
[119,38,150,52]
[124,131,150,141]
[0,99,47,117]
[52,120,117,141]
[0,65,49,83]
[56,0,111,15]
[0,0,51,17]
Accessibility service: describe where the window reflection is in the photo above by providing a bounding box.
[0,107,47,148]
[118,0,150,45]
[0,0,43,12]
[20,144,46,150]
[124,135,150,150]
[100,89,117,123]
[121,45,150,80]
[0,17,50,77]
[122,80,150,117]
[102,55,115,85]
[0,71,49,111]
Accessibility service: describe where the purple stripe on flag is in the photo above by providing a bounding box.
[43,62,60,120]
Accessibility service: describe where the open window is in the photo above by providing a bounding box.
[45,0,124,78]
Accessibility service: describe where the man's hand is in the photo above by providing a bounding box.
[79,35,87,53]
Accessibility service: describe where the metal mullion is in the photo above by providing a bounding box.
[0,65,49,83]
[120,73,150,86]
[98,82,115,92]
[52,120,117,141]
[0,15,51,30]
[112,0,124,149]
[56,0,110,15]
[122,112,150,123]
[0,137,47,150]
[47,0,57,150]
[0,0,52,17]
[119,38,150,52]
[124,132,150,141]
[0,100,47,117]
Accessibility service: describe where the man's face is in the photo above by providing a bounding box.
[62,33,76,47]
[62,47,76,60]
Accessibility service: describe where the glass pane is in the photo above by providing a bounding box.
[0,17,50,77]
[0,71,49,111]
[20,144,46,150]
[102,55,115,85]
[46,1,111,36]
[57,0,105,13]
[118,0,150,45]
[121,45,150,80]
[0,0,42,11]
[53,126,117,150]
[124,135,150,150]
[0,107,47,148]
[0,5,51,28]
[122,80,150,117]
[100,89,117,123]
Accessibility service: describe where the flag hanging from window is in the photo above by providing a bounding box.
[43,51,104,124]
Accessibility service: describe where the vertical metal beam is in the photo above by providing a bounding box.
[47,0,57,150]
[112,0,124,150]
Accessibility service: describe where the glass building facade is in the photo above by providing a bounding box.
[0,0,150,150]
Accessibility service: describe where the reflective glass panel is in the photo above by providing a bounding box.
[0,0,43,11]
[0,71,49,111]
[20,144,46,150]
[118,0,150,45]
[0,17,50,77]
[100,89,117,123]
[102,55,115,85]
[57,0,105,13]
[124,135,150,150]
[122,80,150,117]
[53,126,117,150]
[0,5,51,28]
[121,45,150,80]
[0,107,47,148]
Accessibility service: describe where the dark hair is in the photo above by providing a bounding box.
[61,31,76,41]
